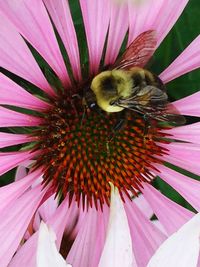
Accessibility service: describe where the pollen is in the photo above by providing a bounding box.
[33,91,167,209]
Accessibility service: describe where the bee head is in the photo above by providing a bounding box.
[91,70,133,112]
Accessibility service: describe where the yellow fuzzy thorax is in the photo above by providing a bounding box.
[91,70,133,112]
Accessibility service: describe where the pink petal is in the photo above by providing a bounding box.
[0,73,50,110]
[79,0,110,74]
[67,206,109,267]
[0,11,54,96]
[0,168,42,213]
[0,106,42,127]
[153,0,189,47]
[36,195,58,225]
[0,150,38,176]
[127,0,163,45]
[33,195,74,243]
[104,2,129,65]
[152,220,167,235]
[159,142,200,176]
[15,165,28,181]
[43,0,81,81]
[161,122,200,145]
[134,194,154,219]
[0,184,48,267]
[0,132,34,149]
[147,213,200,267]
[10,232,38,267]
[99,186,135,267]
[48,198,79,248]
[171,91,200,117]
[141,183,194,235]
[124,198,166,267]
[154,164,200,212]
[10,197,77,267]
[0,0,70,86]
[160,35,200,83]
[161,142,200,159]
[128,0,189,47]
[15,161,35,181]
[36,222,71,267]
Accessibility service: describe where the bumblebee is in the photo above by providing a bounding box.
[84,30,185,126]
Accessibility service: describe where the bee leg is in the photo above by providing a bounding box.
[106,141,110,155]
[80,105,87,127]
[113,110,126,132]
[113,118,125,132]
[70,94,82,116]
[91,104,107,119]
[108,111,126,142]
[143,114,152,139]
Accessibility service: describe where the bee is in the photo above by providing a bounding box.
[84,30,185,130]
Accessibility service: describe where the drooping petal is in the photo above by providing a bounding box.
[0,132,34,149]
[124,197,166,267]
[10,233,38,267]
[0,168,42,213]
[0,0,70,86]
[34,196,78,249]
[99,186,135,267]
[0,151,38,176]
[0,106,43,127]
[0,11,54,96]
[104,2,129,65]
[154,164,200,212]
[15,161,35,181]
[128,0,189,47]
[160,35,200,83]
[35,195,58,226]
[36,222,71,267]
[0,73,51,110]
[10,197,78,267]
[66,205,109,267]
[33,195,57,232]
[141,183,194,235]
[43,0,81,81]
[171,91,200,117]
[47,198,79,249]
[147,212,200,267]
[161,122,200,145]
[0,184,48,267]
[79,0,110,74]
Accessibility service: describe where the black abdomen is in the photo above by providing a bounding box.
[130,67,166,92]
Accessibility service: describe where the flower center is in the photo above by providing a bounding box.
[33,86,167,209]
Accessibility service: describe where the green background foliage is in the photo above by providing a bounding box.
[1,0,200,211]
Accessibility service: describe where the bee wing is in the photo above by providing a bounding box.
[113,30,157,70]
[116,86,168,107]
[163,103,186,125]
[113,86,185,125]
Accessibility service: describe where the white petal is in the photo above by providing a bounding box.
[98,185,135,267]
[36,222,72,267]
[147,213,200,267]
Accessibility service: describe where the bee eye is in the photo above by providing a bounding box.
[90,103,96,108]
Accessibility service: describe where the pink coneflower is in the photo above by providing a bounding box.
[0,0,200,266]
